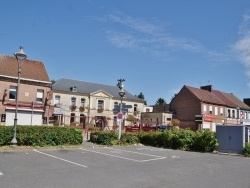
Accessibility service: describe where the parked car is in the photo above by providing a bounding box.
[156,125,170,131]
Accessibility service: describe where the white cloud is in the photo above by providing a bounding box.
[234,14,250,87]
[102,12,224,61]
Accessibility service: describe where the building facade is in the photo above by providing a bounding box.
[0,55,51,126]
[51,78,145,129]
[170,85,250,131]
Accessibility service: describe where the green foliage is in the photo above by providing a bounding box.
[242,142,250,157]
[90,131,139,146]
[136,92,147,105]
[155,98,166,105]
[139,129,218,152]
[126,115,137,123]
[192,130,218,152]
[0,126,82,147]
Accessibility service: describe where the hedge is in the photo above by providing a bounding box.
[0,126,83,147]
[90,129,218,152]
[90,131,139,146]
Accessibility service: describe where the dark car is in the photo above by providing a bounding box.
[156,125,170,131]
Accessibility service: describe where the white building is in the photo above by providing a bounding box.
[51,78,145,130]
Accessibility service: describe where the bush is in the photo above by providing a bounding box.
[90,131,140,146]
[242,142,250,157]
[192,130,218,152]
[90,131,118,145]
[0,126,83,147]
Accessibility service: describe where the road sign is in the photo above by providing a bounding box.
[113,109,128,113]
[114,104,132,109]
[117,112,123,119]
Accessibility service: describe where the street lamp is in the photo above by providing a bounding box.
[117,78,125,140]
[11,46,27,145]
[236,106,240,125]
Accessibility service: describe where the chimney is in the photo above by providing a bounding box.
[244,98,250,107]
[200,85,212,92]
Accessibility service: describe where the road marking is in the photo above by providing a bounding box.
[137,148,165,152]
[0,172,4,175]
[105,147,166,158]
[33,149,87,168]
[80,148,142,162]
[79,148,167,162]
[139,157,167,162]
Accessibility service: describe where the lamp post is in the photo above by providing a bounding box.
[236,106,240,125]
[11,46,27,145]
[117,79,125,140]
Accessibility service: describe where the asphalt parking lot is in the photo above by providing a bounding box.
[0,144,250,188]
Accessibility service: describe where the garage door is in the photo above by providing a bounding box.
[6,110,43,126]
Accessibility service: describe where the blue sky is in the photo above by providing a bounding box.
[1,1,250,105]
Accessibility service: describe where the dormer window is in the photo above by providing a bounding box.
[70,85,77,92]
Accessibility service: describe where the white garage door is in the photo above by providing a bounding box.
[6,110,43,126]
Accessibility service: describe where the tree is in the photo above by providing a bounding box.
[135,92,147,105]
[126,115,137,124]
[155,98,166,105]
[51,79,57,85]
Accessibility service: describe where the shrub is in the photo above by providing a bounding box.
[192,130,218,152]
[242,142,250,157]
[90,131,140,146]
[90,131,118,145]
[0,126,83,146]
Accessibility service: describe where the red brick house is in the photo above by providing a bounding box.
[170,85,250,131]
[0,54,52,126]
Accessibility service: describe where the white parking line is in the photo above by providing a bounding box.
[79,148,141,162]
[33,149,87,168]
[79,148,167,162]
[0,172,4,175]
[105,147,166,158]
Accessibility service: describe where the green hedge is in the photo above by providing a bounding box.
[139,129,218,152]
[0,126,83,147]
[90,131,139,146]
[90,129,218,152]
[242,142,250,157]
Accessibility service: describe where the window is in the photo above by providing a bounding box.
[71,97,76,106]
[114,102,118,108]
[36,89,44,103]
[80,98,85,107]
[228,109,231,118]
[55,95,60,105]
[209,106,212,115]
[134,104,138,112]
[220,107,223,116]
[146,108,150,112]
[215,107,218,116]
[232,110,235,118]
[203,105,207,113]
[70,85,77,92]
[98,100,104,109]
[9,86,17,100]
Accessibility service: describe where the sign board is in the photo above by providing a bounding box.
[113,109,128,113]
[114,104,132,109]
[1,114,6,122]
[54,107,65,115]
[203,114,213,122]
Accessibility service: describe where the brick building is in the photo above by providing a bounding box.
[0,55,51,126]
[170,85,250,131]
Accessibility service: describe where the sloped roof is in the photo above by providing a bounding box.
[222,92,250,110]
[185,86,224,105]
[0,55,50,83]
[52,78,143,102]
[185,85,250,110]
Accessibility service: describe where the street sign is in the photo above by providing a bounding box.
[114,104,132,109]
[117,112,123,119]
[113,109,128,113]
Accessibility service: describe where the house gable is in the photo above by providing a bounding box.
[90,90,113,98]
